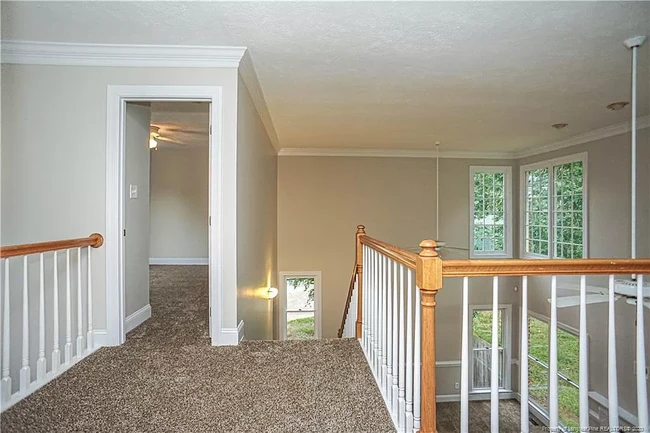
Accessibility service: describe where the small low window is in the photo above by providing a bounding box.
[470,166,513,258]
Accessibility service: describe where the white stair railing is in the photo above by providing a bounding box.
[0,233,103,412]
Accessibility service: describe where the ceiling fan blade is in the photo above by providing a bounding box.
[613,279,650,297]
[552,294,610,308]
[625,298,650,309]
[556,282,608,295]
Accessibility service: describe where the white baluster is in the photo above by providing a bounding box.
[461,276,470,433]
[19,256,30,392]
[636,275,648,431]
[391,260,399,417]
[413,286,421,431]
[490,276,499,433]
[1,259,11,402]
[384,255,394,400]
[377,254,386,384]
[405,268,414,432]
[363,246,368,352]
[607,275,619,429]
[398,264,406,429]
[64,250,72,364]
[87,246,94,351]
[549,275,558,429]
[374,251,379,375]
[520,276,529,433]
[76,248,83,356]
[579,275,588,430]
[36,253,46,380]
[369,250,375,367]
[52,251,61,372]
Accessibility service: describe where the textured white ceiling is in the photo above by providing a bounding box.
[150,102,209,150]
[3,1,650,153]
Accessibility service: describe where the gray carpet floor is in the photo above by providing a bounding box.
[1,266,395,433]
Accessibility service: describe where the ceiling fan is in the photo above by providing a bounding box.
[554,35,649,311]
[406,141,470,259]
[149,125,189,149]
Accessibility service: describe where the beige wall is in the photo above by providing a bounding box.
[1,64,240,332]
[519,129,650,420]
[277,156,520,389]
[236,75,278,340]
[149,148,209,260]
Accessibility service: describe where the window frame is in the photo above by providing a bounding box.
[519,153,588,259]
[469,166,513,259]
[468,304,513,392]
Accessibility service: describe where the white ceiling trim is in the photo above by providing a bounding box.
[278,148,515,160]
[516,115,650,159]
[0,40,247,67]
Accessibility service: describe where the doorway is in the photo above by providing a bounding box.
[106,85,233,347]
[279,272,322,340]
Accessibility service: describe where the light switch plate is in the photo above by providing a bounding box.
[129,184,138,199]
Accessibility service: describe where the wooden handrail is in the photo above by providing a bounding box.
[359,234,417,270]
[0,233,104,259]
[337,262,358,338]
[442,258,650,277]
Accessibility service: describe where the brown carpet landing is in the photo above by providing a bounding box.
[1,266,394,433]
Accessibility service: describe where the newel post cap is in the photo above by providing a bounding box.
[418,239,439,257]
[356,225,366,234]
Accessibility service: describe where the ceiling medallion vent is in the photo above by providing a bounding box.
[551,123,568,130]
[607,101,629,111]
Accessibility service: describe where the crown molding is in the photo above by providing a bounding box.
[515,115,650,159]
[278,147,515,159]
[0,40,247,67]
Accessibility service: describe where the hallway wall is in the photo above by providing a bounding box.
[236,74,278,341]
[149,148,209,262]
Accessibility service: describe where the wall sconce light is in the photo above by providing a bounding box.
[266,287,278,299]
[149,137,158,149]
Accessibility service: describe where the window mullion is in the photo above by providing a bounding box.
[548,164,554,258]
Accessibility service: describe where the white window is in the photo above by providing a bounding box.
[279,272,322,340]
[470,166,513,258]
[520,153,587,259]
[469,305,512,391]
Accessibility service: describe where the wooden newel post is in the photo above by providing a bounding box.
[416,239,443,433]
[355,225,365,338]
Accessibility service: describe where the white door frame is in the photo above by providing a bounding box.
[106,85,231,346]
[278,271,322,340]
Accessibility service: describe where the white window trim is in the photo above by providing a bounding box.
[278,271,322,340]
[469,166,513,259]
[519,152,588,259]
[468,304,513,392]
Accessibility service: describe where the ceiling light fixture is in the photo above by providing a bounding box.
[607,101,629,111]
[551,123,568,130]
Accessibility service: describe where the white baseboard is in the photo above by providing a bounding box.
[149,257,209,265]
[125,304,152,333]
[220,320,244,345]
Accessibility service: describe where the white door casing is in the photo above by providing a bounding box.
[106,85,233,346]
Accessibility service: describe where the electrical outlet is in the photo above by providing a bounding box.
[454,382,460,390]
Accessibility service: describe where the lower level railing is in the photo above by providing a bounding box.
[0,233,104,411]
[339,225,650,433]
